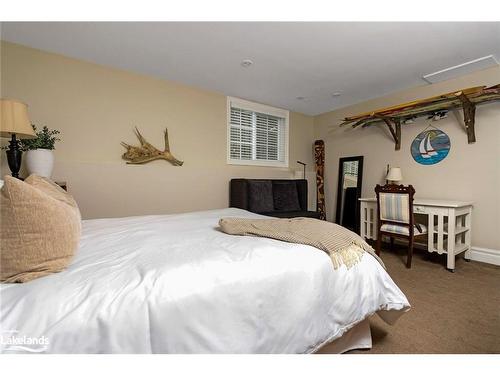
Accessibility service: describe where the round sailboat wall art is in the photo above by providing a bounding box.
[410,129,451,165]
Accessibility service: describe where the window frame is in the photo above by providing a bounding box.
[226,96,289,168]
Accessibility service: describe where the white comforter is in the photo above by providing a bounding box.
[0,208,410,353]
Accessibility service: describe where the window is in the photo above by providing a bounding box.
[343,161,359,176]
[227,97,289,167]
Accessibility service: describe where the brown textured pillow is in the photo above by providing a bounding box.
[0,175,81,283]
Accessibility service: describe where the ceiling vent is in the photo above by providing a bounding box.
[422,55,499,84]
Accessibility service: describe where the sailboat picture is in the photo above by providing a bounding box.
[419,133,438,158]
[411,129,451,165]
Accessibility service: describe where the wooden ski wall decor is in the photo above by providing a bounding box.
[339,84,500,150]
[314,140,326,220]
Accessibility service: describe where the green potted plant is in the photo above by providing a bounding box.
[20,125,61,178]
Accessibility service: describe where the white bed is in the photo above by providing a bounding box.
[0,208,410,353]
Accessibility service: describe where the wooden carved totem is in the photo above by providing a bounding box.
[314,140,326,220]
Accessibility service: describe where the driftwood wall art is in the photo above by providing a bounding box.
[121,127,184,166]
[339,84,500,150]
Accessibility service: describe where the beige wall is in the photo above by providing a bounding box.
[314,66,500,251]
[0,42,316,218]
[2,41,499,251]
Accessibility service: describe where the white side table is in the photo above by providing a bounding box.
[359,198,473,271]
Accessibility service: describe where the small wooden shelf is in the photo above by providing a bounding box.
[340,84,500,150]
[435,224,469,236]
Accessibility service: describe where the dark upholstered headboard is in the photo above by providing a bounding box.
[230,179,308,213]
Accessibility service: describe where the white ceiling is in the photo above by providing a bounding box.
[2,22,500,115]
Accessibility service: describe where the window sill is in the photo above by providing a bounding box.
[227,159,289,168]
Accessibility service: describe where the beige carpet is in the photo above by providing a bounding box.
[317,245,500,354]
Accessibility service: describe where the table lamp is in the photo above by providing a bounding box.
[0,99,36,178]
[386,167,403,185]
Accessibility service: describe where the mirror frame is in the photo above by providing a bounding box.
[335,155,364,234]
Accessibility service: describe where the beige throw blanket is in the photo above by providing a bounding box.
[219,217,384,270]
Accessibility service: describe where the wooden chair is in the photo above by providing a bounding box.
[375,184,427,268]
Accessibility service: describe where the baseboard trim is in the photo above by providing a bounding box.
[380,239,500,266]
[465,247,500,266]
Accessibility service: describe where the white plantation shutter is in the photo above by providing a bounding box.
[228,97,289,167]
[343,161,358,176]
[229,107,254,161]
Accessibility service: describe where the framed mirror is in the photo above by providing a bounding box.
[335,156,364,234]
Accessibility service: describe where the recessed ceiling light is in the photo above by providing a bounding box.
[331,92,342,97]
[241,59,254,68]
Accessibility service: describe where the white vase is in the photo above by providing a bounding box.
[25,149,55,178]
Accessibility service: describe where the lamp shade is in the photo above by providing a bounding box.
[386,167,403,182]
[0,99,36,139]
